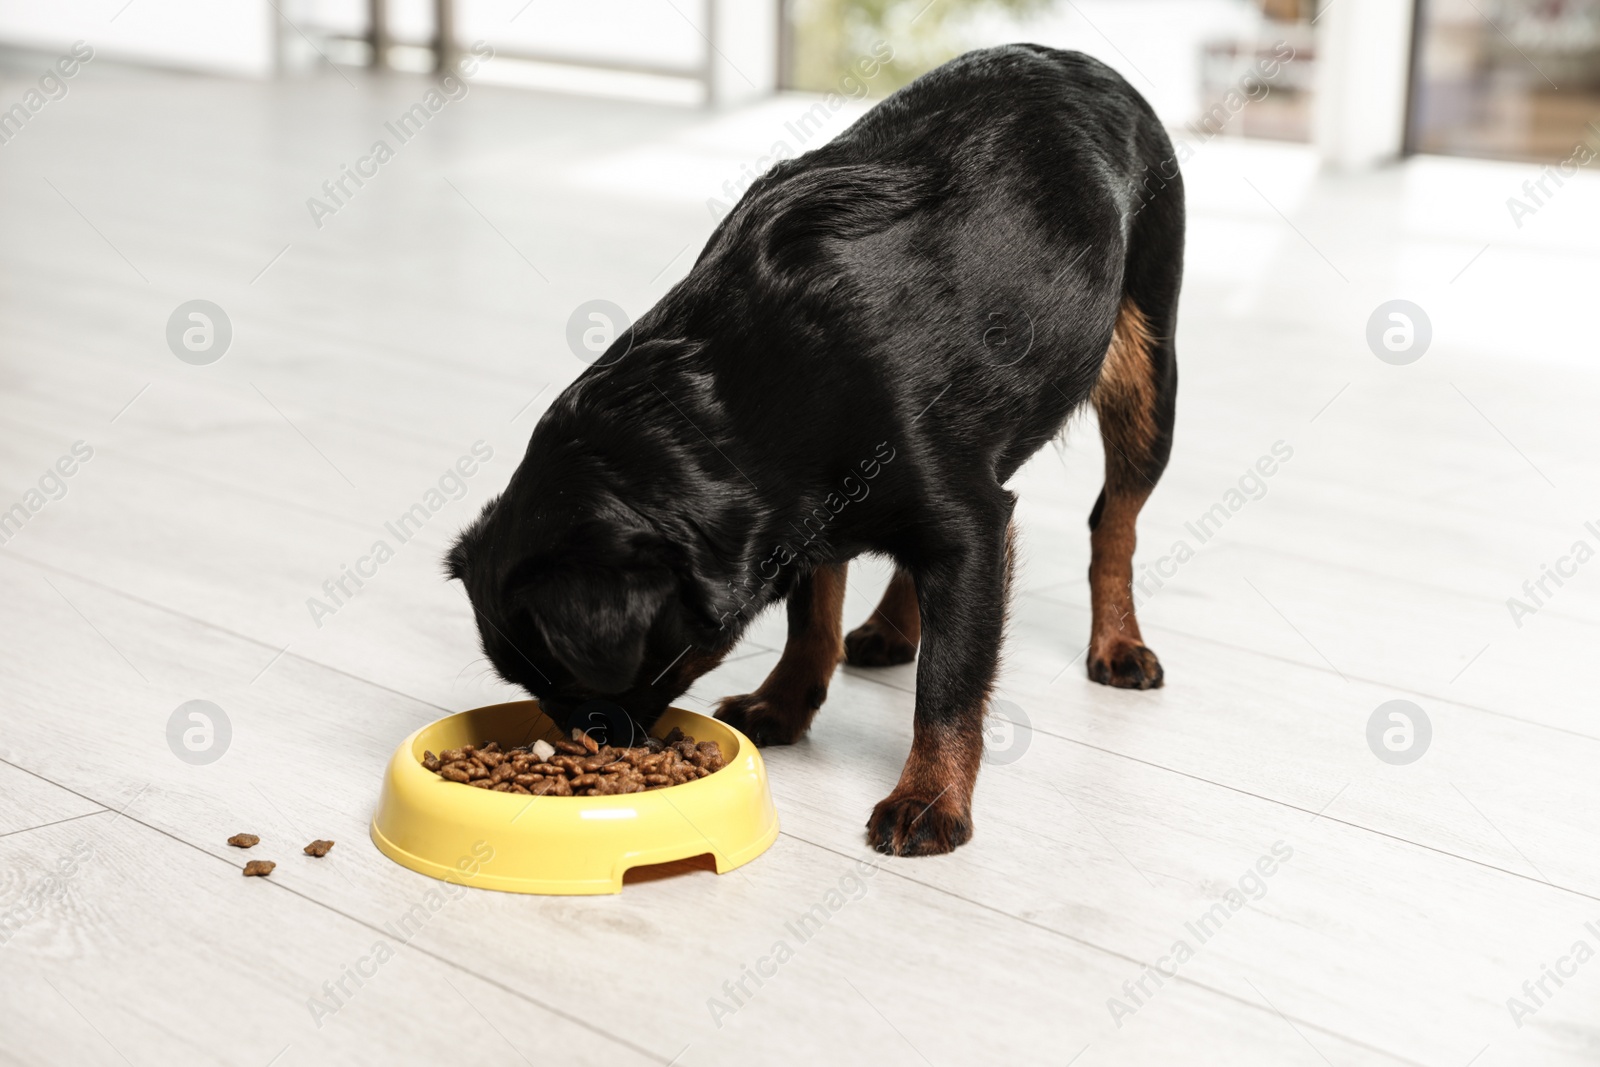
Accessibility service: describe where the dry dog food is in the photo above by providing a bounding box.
[243,860,276,877]
[421,727,725,796]
[227,833,260,848]
[303,839,335,857]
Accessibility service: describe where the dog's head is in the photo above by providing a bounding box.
[445,464,733,741]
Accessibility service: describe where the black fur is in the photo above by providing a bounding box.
[448,45,1183,847]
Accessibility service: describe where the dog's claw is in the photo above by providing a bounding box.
[866,791,972,856]
[714,692,814,747]
[1087,642,1164,690]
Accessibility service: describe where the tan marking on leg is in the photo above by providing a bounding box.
[1089,489,1149,651]
[715,563,847,745]
[1087,299,1165,689]
[1091,299,1159,469]
[871,567,920,644]
[766,561,847,701]
[844,567,920,666]
[869,713,984,855]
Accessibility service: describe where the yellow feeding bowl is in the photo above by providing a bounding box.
[370,700,779,895]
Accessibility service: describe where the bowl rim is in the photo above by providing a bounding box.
[398,700,744,803]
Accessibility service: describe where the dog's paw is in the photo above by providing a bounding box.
[714,689,820,747]
[1088,641,1164,690]
[866,790,972,856]
[844,621,918,668]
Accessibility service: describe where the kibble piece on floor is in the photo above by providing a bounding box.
[227,833,260,848]
[303,839,335,857]
[243,860,276,877]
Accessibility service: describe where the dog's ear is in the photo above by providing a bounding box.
[445,496,499,583]
[509,529,679,694]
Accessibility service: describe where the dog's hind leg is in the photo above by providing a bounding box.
[1085,145,1182,689]
[716,562,848,746]
[843,567,920,667]
[1086,293,1178,689]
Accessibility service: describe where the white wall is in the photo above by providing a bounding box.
[1313,0,1416,169]
[711,0,778,106]
[456,0,703,71]
[0,0,275,77]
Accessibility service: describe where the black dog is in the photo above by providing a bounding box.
[447,44,1182,856]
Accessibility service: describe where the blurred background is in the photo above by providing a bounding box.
[3,0,1597,164]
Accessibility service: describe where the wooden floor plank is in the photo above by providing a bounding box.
[0,764,104,841]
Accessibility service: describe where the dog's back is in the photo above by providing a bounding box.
[672,44,1182,485]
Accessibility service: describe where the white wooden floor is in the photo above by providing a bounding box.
[3,49,1599,1067]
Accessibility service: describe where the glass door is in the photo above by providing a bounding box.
[1408,0,1600,161]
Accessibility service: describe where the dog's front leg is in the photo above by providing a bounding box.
[716,562,847,746]
[867,510,1012,856]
